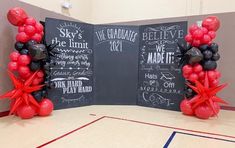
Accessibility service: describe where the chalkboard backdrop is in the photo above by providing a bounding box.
[45,18,94,109]
[138,22,187,111]
[94,25,139,105]
[45,18,187,111]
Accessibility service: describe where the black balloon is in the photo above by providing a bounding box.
[184,85,195,98]
[202,60,217,70]
[30,61,41,71]
[186,43,192,50]
[210,43,219,53]
[185,47,203,65]
[177,42,188,53]
[28,44,47,61]
[45,75,50,81]
[42,90,47,97]
[203,50,213,60]
[212,52,220,61]
[15,42,24,51]
[199,44,209,52]
[26,40,37,49]
[20,49,29,55]
[43,62,50,70]
[175,42,193,67]
[44,69,50,75]
[32,91,42,101]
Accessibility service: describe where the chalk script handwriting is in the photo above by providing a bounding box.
[95,27,138,52]
[142,92,174,107]
[61,95,85,103]
[138,23,186,109]
[142,25,184,45]
[47,20,93,105]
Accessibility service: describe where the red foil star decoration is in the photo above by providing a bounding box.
[180,71,227,119]
[0,70,44,115]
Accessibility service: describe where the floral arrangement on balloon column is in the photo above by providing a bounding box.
[176,16,228,119]
[0,7,57,119]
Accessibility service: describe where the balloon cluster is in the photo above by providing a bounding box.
[0,7,55,119]
[8,7,44,43]
[176,16,227,119]
[185,16,220,47]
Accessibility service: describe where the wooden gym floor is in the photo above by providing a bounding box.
[0,105,235,148]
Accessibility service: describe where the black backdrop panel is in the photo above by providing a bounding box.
[45,18,94,109]
[94,25,139,105]
[137,21,187,111]
[45,17,188,111]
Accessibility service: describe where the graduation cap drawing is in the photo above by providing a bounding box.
[160,72,175,81]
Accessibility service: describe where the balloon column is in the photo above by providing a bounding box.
[0,7,56,119]
[177,16,227,119]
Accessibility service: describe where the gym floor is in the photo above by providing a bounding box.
[0,105,235,148]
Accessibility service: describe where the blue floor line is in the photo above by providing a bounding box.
[163,131,176,148]
[176,131,235,143]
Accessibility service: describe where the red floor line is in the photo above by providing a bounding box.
[221,106,235,111]
[37,114,235,147]
[37,116,105,148]
[105,116,235,139]
[0,111,9,117]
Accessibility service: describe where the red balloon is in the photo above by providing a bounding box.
[214,70,221,78]
[17,105,36,119]
[208,41,212,45]
[208,31,216,39]
[202,16,220,31]
[18,66,30,75]
[9,51,20,61]
[8,61,18,71]
[37,77,44,83]
[18,55,31,66]
[201,34,211,44]
[193,64,203,73]
[185,34,193,43]
[25,17,36,26]
[192,39,201,47]
[210,79,219,87]
[40,32,44,36]
[7,7,28,26]
[183,65,193,75]
[208,70,216,81]
[180,99,194,115]
[20,71,32,80]
[24,25,36,36]
[18,26,25,32]
[31,33,42,42]
[35,23,44,33]
[183,73,189,79]
[192,29,204,39]
[32,78,41,85]
[38,98,54,116]
[195,104,213,119]
[189,24,199,34]
[37,70,45,78]
[189,73,198,82]
[198,71,205,80]
[16,32,29,43]
[211,102,220,116]
[201,27,208,34]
